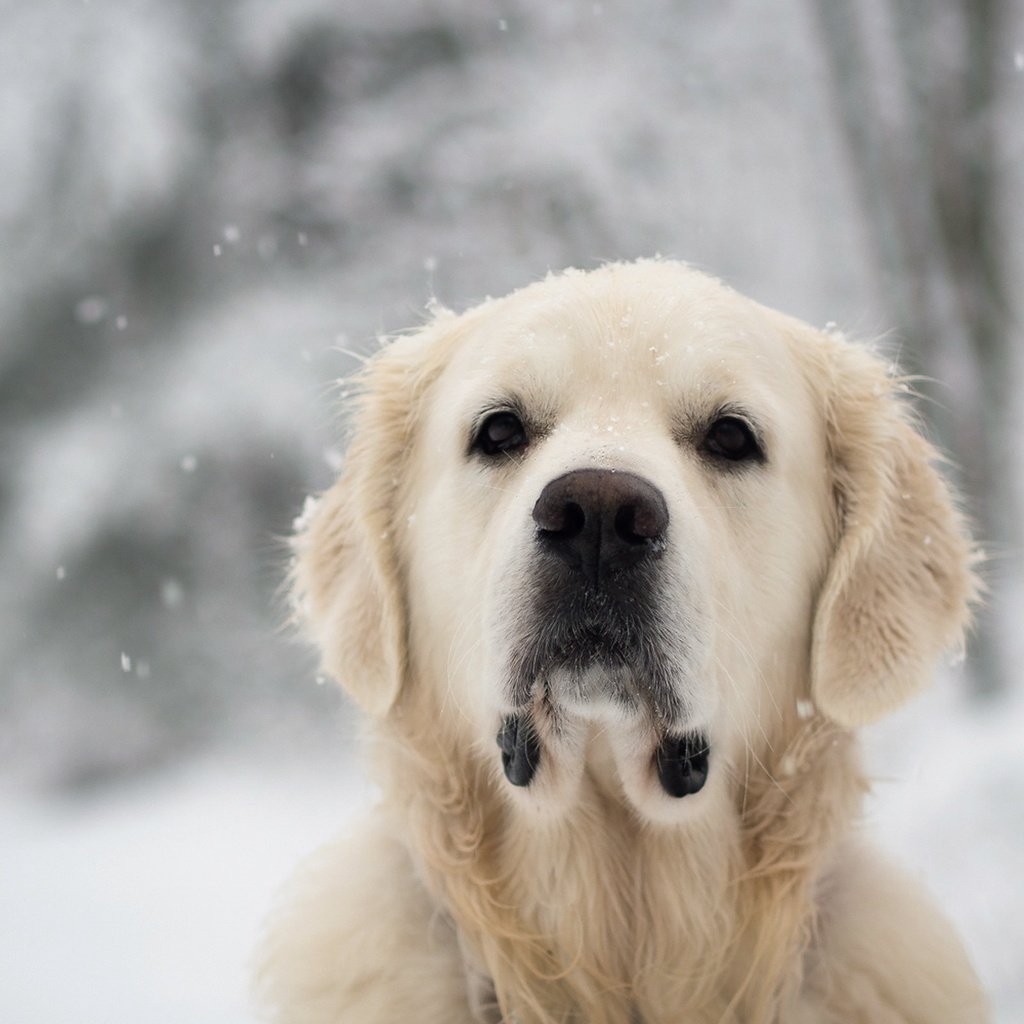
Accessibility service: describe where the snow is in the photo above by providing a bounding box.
[864,674,1024,1018]
[2,682,1021,1023]
[0,753,373,1024]
[0,0,1021,1019]
[73,297,109,326]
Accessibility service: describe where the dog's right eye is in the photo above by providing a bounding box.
[474,411,529,457]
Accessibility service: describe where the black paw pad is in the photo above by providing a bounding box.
[655,732,710,798]
[496,714,541,787]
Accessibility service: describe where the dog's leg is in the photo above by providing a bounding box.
[801,841,989,1023]
[254,811,476,1024]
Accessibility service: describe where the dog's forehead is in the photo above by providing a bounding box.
[440,265,809,420]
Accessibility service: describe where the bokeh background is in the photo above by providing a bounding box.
[2,2,1022,1021]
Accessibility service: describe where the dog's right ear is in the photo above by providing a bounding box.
[291,314,461,717]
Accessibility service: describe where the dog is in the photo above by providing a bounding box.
[256,261,989,1023]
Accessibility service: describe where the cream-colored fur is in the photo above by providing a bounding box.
[255,261,988,1023]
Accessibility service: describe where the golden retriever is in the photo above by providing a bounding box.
[256,260,989,1023]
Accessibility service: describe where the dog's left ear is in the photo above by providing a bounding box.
[810,338,979,728]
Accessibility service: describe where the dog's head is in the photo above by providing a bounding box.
[295,262,976,824]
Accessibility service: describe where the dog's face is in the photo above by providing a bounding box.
[402,268,833,819]
[297,262,975,826]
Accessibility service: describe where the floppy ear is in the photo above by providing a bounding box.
[810,340,979,727]
[291,315,459,717]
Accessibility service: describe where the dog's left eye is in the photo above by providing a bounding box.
[474,411,529,457]
[702,416,762,463]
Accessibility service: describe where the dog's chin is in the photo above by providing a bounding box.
[493,660,716,826]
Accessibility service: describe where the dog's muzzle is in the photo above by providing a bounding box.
[496,468,710,798]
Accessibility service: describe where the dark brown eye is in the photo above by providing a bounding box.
[703,416,762,463]
[475,411,528,457]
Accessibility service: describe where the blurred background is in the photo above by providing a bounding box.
[1,1,1022,1021]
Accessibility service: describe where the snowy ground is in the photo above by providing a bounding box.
[862,675,1024,1020]
[0,750,374,1024]
[2,678,1021,1024]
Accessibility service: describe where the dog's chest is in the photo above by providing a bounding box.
[502,808,744,1023]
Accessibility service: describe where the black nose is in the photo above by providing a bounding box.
[532,469,669,585]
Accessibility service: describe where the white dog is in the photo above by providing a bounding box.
[256,261,988,1023]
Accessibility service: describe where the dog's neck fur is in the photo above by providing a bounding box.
[373,694,863,1024]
